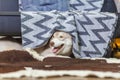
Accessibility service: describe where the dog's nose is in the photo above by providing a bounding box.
[50,41,54,46]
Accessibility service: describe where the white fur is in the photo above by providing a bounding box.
[0,40,23,52]
[50,38,72,55]
[26,31,73,61]
[49,31,72,56]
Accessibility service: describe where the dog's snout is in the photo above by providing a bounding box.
[50,41,54,46]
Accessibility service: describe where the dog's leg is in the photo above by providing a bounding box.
[56,55,71,58]
[25,48,45,61]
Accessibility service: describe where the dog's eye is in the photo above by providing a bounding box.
[60,36,63,38]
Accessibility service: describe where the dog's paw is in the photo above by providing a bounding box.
[56,55,71,58]
[25,48,45,61]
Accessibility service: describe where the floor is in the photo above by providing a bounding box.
[0,77,119,80]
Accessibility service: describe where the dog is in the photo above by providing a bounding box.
[26,31,73,61]
[0,36,23,52]
[49,31,73,56]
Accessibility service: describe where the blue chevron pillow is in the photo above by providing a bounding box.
[74,12,117,58]
[69,0,104,12]
[21,11,78,50]
[21,11,117,58]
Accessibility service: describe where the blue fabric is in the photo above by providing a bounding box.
[20,0,69,11]
[74,11,117,58]
[19,0,104,12]
[21,11,117,58]
[101,0,117,12]
[69,0,104,12]
[19,0,118,58]
[21,11,79,55]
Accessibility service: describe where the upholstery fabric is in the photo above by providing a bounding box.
[21,11,78,52]
[19,0,104,12]
[19,0,69,11]
[74,11,117,58]
[21,11,117,58]
[69,0,104,12]
[0,0,118,36]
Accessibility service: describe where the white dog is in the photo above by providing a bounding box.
[26,31,73,61]
[49,31,72,56]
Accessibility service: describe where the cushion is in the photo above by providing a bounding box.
[69,0,104,12]
[19,0,69,11]
[74,11,117,58]
[21,11,78,49]
[21,11,117,58]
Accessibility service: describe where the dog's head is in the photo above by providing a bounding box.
[49,31,72,56]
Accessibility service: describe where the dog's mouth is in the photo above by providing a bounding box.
[52,44,64,54]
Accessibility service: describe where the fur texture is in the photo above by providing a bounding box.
[0,37,23,52]
[32,31,73,59]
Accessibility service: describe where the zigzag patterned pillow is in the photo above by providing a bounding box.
[21,11,117,58]
[21,11,78,50]
[69,0,104,12]
[74,11,117,58]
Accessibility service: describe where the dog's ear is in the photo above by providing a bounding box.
[70,53,75,58]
